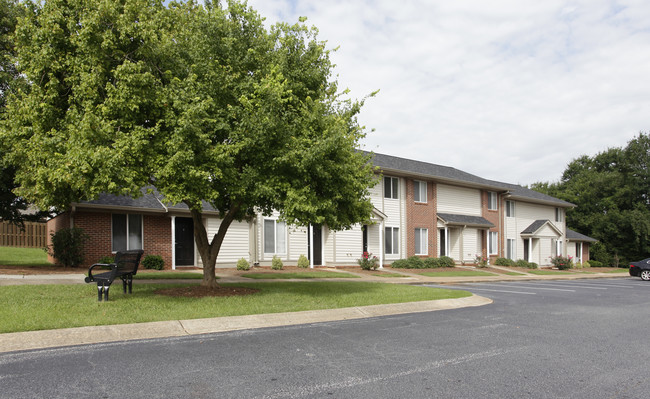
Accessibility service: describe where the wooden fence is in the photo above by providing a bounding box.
[0,221,47,248]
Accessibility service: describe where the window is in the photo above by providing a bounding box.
[384,177,398,199]
[506,201,515,217]
[112,214,143,252]
[264,219,286,254]
[413,180,427,203]
[575,242,582,263]
[555,207,563,222]
[415,228,428,255]
[488,231,498,255]
[506,239,516,259]
[385,227,399,255]
[488,192,498,210]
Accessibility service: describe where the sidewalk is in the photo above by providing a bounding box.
[0,266,629,353]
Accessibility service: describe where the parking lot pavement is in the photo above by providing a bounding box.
[426,277,648,299]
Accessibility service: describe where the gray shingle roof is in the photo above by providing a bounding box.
[368,152,506,190]
[521,220,551,235]
[367,151,574,207]
[566,228,597,242]
[79,187,218,213]
[437,213,495,228]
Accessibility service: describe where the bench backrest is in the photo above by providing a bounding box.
[114,250,144,275]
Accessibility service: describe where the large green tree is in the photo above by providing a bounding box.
[532,133,650,265]
[1,0,376,286]
[0,0,51,226]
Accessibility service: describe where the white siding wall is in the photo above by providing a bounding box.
[437,184,481,215]
[327,225,363,265]
[503,201,567,264]
[449,229,461,260]
[460,228,479,262]
[289,225,308,261]
[204,217,250,267]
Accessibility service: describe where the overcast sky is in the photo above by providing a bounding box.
[245,0,650,186]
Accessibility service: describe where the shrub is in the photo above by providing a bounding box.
[515,259,537,269]
[438,256,455,268]
[390,259,409,269]
[406,256,424,269]
[271,256,283,270]
[297,254,310,268]
[236,257,250,271]
[357,252,380,270]
[474,254,488,268]
[589,260,603,267]
[48,227,89,268]
[423,257,441,268]
[142,255,164,270]
[495,257,516,266]
[97,256,114,264]
[551,255,573,270]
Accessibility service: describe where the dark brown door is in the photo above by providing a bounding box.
[309,224,322,266]
[175,217,194,266]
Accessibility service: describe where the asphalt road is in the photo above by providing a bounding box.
[1,277,649,398]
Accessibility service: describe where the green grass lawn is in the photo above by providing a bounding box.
[0,282,471,333]
[0,246,51,266]
[604,268,629,273]
[416,270,499,277]
[242,271,359,279]
[527,269,573,275]
[375,272,409,277]
[505,272,526,276]
[134,272,203,280]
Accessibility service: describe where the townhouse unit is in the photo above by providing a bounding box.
[46,152,595,269]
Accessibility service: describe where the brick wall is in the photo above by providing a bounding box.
[47,210,173,269]
[405,179,437,257]
[46,213,70,264]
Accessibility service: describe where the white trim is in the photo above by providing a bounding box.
[414,180,427,203]
[171,215,176,270]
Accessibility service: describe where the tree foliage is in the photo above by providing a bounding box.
[532,133,650,265]
[0,0,51,227]
[1,0,376,286]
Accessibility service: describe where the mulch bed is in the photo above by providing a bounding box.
[154,285,260,298]
[0,265,84,275]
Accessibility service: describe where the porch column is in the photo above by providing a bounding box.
[527,238,532,262]
[171,215,176,270]
[379,220,384,269]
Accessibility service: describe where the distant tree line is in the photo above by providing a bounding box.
[532,133,650,266]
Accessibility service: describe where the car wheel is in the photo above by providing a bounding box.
[641,270,650,281]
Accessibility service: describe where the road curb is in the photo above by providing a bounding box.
[0,295,491,354]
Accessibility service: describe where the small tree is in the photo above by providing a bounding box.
[48,228,89,268]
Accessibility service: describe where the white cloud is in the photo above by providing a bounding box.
[246,0,650,185]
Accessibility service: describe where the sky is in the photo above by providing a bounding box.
[243,0,650,186]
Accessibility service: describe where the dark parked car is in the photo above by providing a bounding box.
[629,258,650,280]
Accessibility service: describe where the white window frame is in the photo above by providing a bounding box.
[385,226,399,255]
[413,180,427,203]
[415,228,428,255]
[384,177,399,199]
[506,238,516,259]
[263,219,287,255]
[111,214,143,253]
[488,192,498,210]
[555,207,563,222]
[506,201,515,217]
[488,231,498,255]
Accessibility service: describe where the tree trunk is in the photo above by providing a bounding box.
[188,203,241,288]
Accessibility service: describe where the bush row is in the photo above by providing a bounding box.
[390,256,455,269]
[494,257,538,269]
